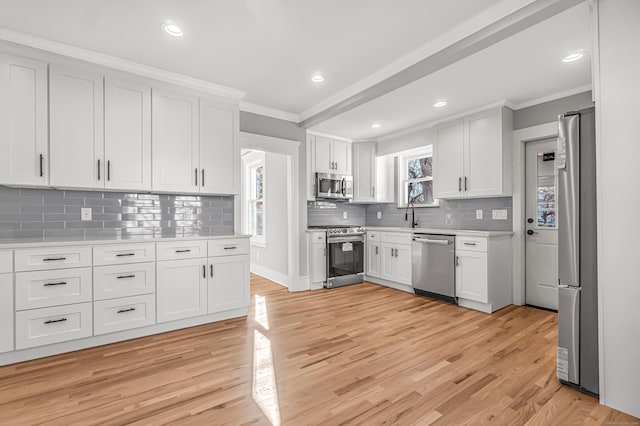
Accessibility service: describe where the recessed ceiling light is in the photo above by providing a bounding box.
[311,73,324,83]
[433,100,448,108]
[162,21,183,37]
[562,52,584,63]
[371,123,381,129]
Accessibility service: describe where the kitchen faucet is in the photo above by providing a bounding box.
[404,196,419,228]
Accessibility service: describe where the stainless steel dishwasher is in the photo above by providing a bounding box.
[411,234,457,304]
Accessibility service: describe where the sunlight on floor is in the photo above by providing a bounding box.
[252,329,281,426]
[254,294,269,330]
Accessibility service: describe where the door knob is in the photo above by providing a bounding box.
[527,218,534,224]
[527,229,538,235]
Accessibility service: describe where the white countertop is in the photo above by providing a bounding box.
[307,226,512,237]
[0,233,251,249]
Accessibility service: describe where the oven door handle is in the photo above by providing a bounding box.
[328,237,363,243]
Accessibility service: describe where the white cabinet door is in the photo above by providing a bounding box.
[394,245,412,285]
[49,66,104,188]
[0,274,13,353]
[456,249,488,303]
[152,89,199,193]
[380,244,395,281]
[464,109,503,197]
[157,258,207,323]
[315,136,333,174]
[366,243,381,278]
[353,142,376,202]
[310,244,326,284]
[208,254,249,313]
[333,139,351,175]
[434,120,464,199]
[104,78,151,191]
[0,53,48,186]
[199,100,239,195]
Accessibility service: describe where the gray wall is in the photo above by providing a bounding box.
[307,201,367,227]
[0,187,233,240]
[513,91,594,130]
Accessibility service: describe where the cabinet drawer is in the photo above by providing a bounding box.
[309,232,327,245]
[0,251,12,273]
[156,240,207,261]
[93,294,156,336]
[15,246,91,272]
[15,267,92,310]
[366,231,380,242]
[455,236,487,252]
[15,302,93,350]
[93,243,155,266]
[208,238,250,257]
[94,262,156,301]
[381,232,412,246]
[0,274,13,353]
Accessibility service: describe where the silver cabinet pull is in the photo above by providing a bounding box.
[464,176,468,191]
[202,265,206,278]
[117,307,136,314]
[97,159,101,180]
[43,257,66,262]
[195,168,198,186]
[44,318,67,324]
[107,160,111,181]
[202,169,205,187]
[210,264,214,277]
[223,246,238,250]
[459,177,462,192]
[39,154,44,177]
[463,242,477,246]
[116,275,135,280]
[43,281,67,287]
[175,249,191,253]
[116,253,135,257]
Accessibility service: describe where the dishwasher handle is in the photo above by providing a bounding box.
[412,237,451,245]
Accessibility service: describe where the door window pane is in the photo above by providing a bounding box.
[537,151,556,228]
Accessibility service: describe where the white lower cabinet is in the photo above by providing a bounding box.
[308,231,327,288]
[381,244,412,285]
[15,302,93,350]
[93,262,156,300]
[208,255,250,313]
[366,243,381,278]
[0,274,13,353]
[156,258,208,323]
[94,294,156,335]
[15,267,93,310]
[455,250,488,303]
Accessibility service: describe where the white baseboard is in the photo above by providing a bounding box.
[292,275,311,292]
[250,263,289,288]
[365,276,414,294]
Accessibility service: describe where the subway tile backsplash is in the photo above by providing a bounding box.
[0,187,234,240]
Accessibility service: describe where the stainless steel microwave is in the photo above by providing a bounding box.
[315,173,353,200]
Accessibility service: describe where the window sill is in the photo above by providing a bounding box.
[397,202,440,209]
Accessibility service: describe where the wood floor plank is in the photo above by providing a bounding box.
[0,274,637,425]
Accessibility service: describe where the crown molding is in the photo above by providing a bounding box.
[239,101,300,123]
[306,130,353,143]
[0,27,246,101]
[511,84,592,110]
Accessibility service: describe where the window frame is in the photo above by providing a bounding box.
[396,146,439,208]
[245,157,266,247]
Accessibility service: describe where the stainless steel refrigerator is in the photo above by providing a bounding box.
[556,107,599,396]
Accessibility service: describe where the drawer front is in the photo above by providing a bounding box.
[455,236,487,252]
[208,238,250,257]
[309,232,327,245]
[0,251,13,273]
[15,302,93,350]
[15,267,93,310]
[94,294,156,336]
[15,246,91,272]
[156,241,207,261]
[93,243,156,266]
[366,231,381,242]
[381,232,412,246]
[94,262,156,301]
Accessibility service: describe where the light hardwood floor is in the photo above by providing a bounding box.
[0,275,637,425]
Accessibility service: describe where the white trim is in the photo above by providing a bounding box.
[296,276,311,293]
[511,122,558,306]
[306,130,353,143]
[250,264,289,288]
[511,84,593,110]
[0,28,246,101]
[239,101,300,123]
[298,0,537,122]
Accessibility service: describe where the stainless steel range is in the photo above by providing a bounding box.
[309,225,365,288]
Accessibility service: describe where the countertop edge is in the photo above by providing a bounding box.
[0,234,251,249]
[306,227,513,237]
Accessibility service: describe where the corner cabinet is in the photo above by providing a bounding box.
[314,135,351,175]
[352,142,377,203]
[434,107,513,199]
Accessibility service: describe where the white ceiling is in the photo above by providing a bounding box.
[0,0,501,114]
[311,2,592,141]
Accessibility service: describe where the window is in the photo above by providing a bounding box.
[245,156,266,246]
[398,147,438,207]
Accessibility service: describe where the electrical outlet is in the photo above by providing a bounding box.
[476,209,483,219]
[343,211,348,219]
[81,208,92,221]
[492,209,508,220]
[377,211,382,220]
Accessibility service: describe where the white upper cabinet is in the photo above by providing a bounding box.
[0,53,48,187]
[49,66,104,189]
[199,99,239,195]
[104,78,151,191]
[353,142,376,202]
[434,107,513,199]
[333,139,351,174]
[152,89,199,193]
[314,135,351,175]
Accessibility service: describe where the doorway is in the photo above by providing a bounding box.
[525,137,558,310]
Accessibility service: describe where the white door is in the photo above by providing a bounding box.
[366,243,380,278]
[104,78,151,191]
[315,136,333,174]
[353,143,376,202]
[0,274,13,353]
[0,53,48,186]
[525,138,559,310]
[434,120,464,199]
[152,89,199,193]
[393,245,412,285]
[310,244,326,284]
[208,255,249,313]
[49,66,104,188]
[456,250,488,303]
[333,140,350,174]
[200,99,238,194]
[157,258,207,323]
[464,109,502,197]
